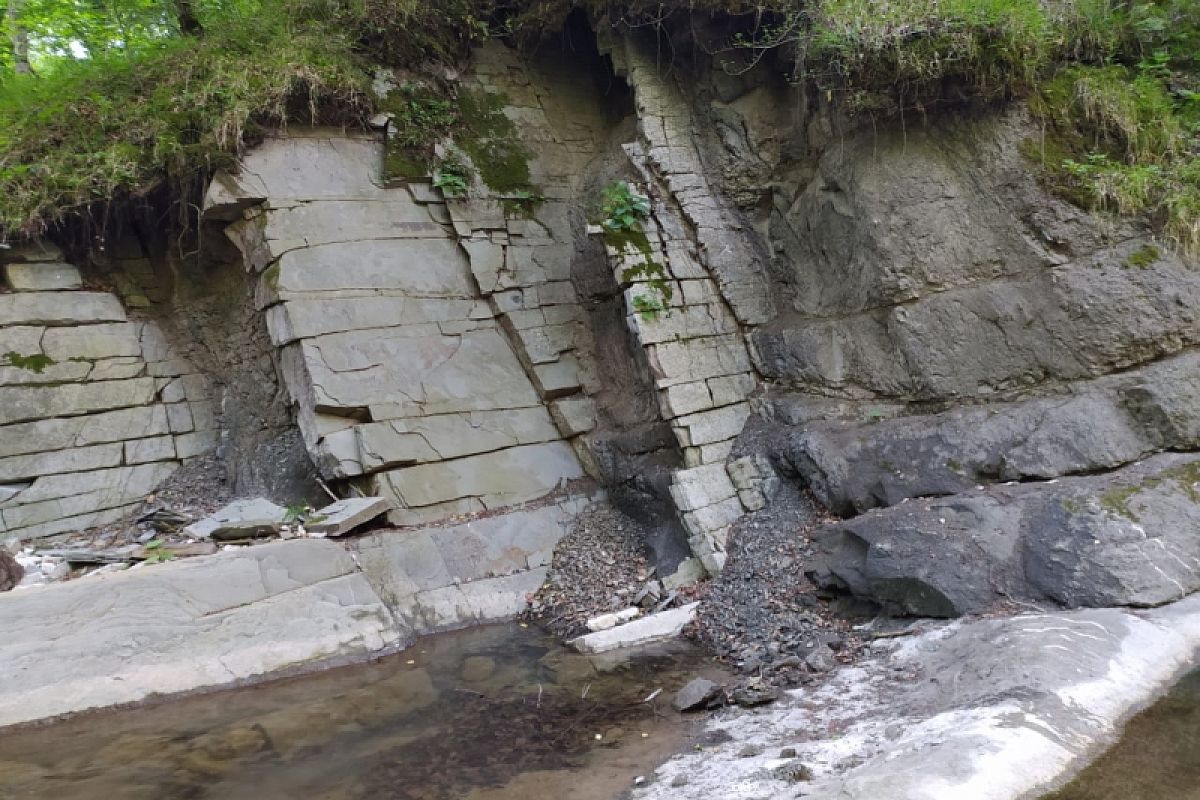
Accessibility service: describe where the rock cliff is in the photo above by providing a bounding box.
[3,20,1198,625]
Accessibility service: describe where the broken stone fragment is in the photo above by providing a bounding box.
[585,606,640,632]
[184,498,287,541]
[306,496,391,537]
[672,677,721,712]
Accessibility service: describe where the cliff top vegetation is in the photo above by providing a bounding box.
[0,0,1196,249]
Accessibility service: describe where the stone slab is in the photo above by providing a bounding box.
[0,463,176,511]
[184,498,287,541]
[0,292,126,326]
[40,322,143,360]
[0,539,402,729]
[0,443,125,483]
[352,497,590,624]
[308,497,392,536]
[291,327,540,418]
[261,239,475,306]
[3,262,82,291]
[0,378,156,426]
[569,602,699,653]
[265,296,483,344]
[355,407,561,472]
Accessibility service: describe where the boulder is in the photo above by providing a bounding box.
[0,551,22,591]
[672,677,721,712]
[809,454,1200,616]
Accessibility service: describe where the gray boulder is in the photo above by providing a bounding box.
[673,677,721,712]
[810,454,1200,616]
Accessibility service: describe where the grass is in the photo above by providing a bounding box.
[0,0,485,239]
[1022,1,1200,254]
[0,0,1196,244]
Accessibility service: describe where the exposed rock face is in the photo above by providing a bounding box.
[787,350,1200,516]
[7,24,1200,624]
[0,246,218,541]
[205,69,608,530]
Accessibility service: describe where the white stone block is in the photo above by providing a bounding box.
[682,496,744,535]
[675,403,751,446]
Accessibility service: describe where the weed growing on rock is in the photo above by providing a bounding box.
[599,181,673,320]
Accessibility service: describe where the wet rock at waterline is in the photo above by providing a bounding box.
[810,453,1200,616]
[673,678,721,712]
[0,550,22,591]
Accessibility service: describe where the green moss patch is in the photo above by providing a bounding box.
[2,352,54,373]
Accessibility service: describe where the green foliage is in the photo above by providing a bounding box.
[141,538,176,564]
[599,181,650,233]
[1025,6,1200,255]
[597,181,672,320]
[455,89,531,194]
[1127,244,1161,268]
[379,83,533,196]
[433,156,471,196]
[0,0,1197,245]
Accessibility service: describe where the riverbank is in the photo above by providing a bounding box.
[633,595,1200,800]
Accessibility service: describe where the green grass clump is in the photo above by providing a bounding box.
[0,0,487,239]
[1024,1,1200,254]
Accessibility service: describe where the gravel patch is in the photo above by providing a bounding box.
[688,483,864,688]
[526,503,687,639]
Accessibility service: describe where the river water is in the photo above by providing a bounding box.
[0,623,725,800]
[1043,668,1200,800]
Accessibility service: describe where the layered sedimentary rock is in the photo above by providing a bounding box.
[206,128,596,528]
[0,244,217,540]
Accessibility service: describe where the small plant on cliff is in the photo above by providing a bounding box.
[597,181,673,321]
[2,351,54,373]
[433,157,471,197]
[599,181,651,232]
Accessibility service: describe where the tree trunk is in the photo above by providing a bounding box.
[7,0,31,74]
[174,0,202,35]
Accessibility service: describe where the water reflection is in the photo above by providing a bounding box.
[0,624,721,800]
[1044,668,1200,800]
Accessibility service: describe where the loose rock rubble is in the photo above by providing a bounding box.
[689,483,862,690]
[526,504,683,639]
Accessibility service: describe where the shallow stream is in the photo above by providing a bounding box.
[0,624,723,800]
[1044,668,1200,800]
